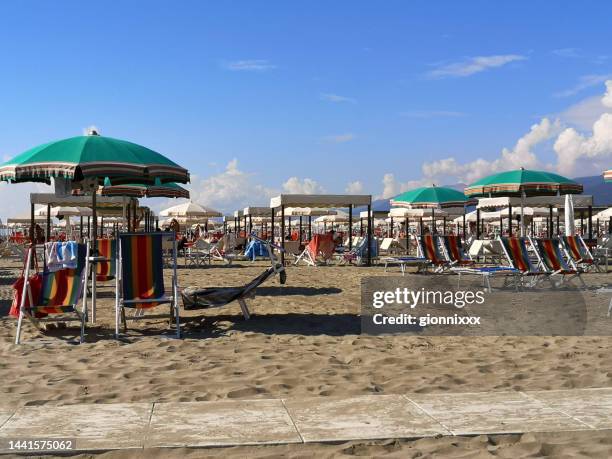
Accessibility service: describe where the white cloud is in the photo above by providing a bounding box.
[560,95,608,130]
[183,159,276,212]
[320,93,356,104]
[282,177,325,194]
[378,173,429,200]
[323,133,355,143]
[417,117,561,185]
[345,181,364,194]
[427,54,526,79]
[602,80,612,108]
[400,110,466,118]
[0,181,52,220]
[82,125,101,136]
[552,48,581,58]
[223,60,276,71]
[554,74,612,98]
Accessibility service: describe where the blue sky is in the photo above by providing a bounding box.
[1,1,612,215]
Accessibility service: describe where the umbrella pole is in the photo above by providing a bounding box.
[91,188,97,324]
[299,216,303,244]
[405,217,409,255]
[520,192,525,237]
[281,205,285,265]
[476,209,480,239]
[367,203,372,266]
[308,216,312,241]
[588,205,593,240]
[270,209,274,242]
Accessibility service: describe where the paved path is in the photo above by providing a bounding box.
[0,388,611,453]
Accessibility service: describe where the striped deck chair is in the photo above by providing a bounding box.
[531,237,585,287]
[115,232,180,338]
[417,234,446,272]
[95,239,117,281]
[560,235,598,272]
[15,243,89,344]
[440,235,473,266]
[499,237,547,287]
[294,233,336,266]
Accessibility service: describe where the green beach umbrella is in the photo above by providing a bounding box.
[604,169,612,183]
[101,182,190,199]
[0,131,189,185]
[390,185,474,209]
[464,168,582,197]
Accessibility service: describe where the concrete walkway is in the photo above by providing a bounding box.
[0,388,611,453]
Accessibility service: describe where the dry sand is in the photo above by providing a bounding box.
[0,257,611,457]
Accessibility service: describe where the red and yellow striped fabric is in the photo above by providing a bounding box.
[501,237,534,273]
[537,239,573,273]
[95,239,116,281]
[421,234,444,264]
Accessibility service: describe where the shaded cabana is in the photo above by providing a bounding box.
[270,194,372,265]
[476,195,595,239]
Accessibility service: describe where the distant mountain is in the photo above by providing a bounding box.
[574,175,612,206]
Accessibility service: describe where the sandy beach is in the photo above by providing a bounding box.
[0,257,611,457]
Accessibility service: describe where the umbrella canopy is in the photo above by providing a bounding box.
[465,168,582,197]
[277,207,338,217]
[314,210,357,223]
[101,182,190,199]
[159,201,222,218]
[594,207,612,219]
[34,205,93,217]
[605,169,612,183]
[0,132,189,185]
[391,185,473,209]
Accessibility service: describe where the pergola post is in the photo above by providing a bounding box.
[360,218,363,236]
[405,217,409,255]
[281,205,285,265]
[462,211,466,241]
[299,216,303,243]
[549,205,553,239]
[270,209,275,242]
[367,203,372,266]
[442,216,446,235]
[556,212,560,237]
[80,215,83,240]
[46,203,51,242]
[588,205,593,240]
[30,202,35,245]
[609,216,612,235]
[476,209,481,239]
[390,217,394,238]
[308,216,312,240]
[508,204,512,237]
[348,205,353,250]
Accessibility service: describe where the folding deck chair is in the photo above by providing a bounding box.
[115,232,180,338]
[499,237,548,288]
[531,237,585,287]
[443,236,520,292]
[15,243,89,344]
[341,236,378,265]
[560,235,599,273]
[294,233,336,266]
[417,234,447,272]
[181,236,286,319]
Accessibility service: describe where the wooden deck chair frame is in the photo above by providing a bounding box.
[115,232,180,339]
[15,243,90,344]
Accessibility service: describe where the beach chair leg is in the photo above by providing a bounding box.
[15,310,24,345]
[121,308,128,333]
[485,275,492,293]
[174,301,181,339]
[238,298,251,320]
[608,297,612,317]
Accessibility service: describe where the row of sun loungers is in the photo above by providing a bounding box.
[13,233,286,344]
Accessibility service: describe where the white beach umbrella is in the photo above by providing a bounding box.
[565,194,575,236]
[159,201,222,218]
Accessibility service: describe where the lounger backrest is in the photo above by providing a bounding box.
[380,238,393,250]
[420,234,444,264]
[95,239,117,281]
[536,238,571,272]
[561,236,591,262]
[38,243,87,313]
[500,237,537,273]
[441,235,467,263]
[307,234,335,260]
[120,233,166,309]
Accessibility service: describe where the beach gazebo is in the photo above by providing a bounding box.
[270,194,372,265]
